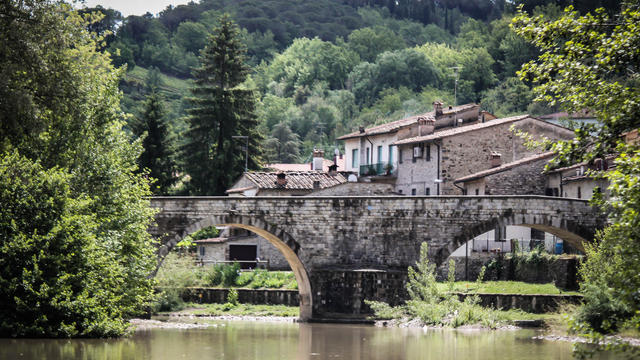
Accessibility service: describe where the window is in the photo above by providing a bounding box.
[411,188,416,195]
[577,186,582,199]
[426,144,431,161]
[377,146,383,163]
[199,246,205,256]
[398,189,403,194]
[425,188,430,195]
[351,149,359,168]
[475,188,479,195]
[398,149,403,164]
[388,145,393,164]
[365,148,370,165]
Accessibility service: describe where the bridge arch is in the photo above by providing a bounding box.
[445,211,593,264]
[159,214,313,321]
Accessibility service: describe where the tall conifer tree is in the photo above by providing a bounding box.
[183,15,262,195]
[136,91,177,194]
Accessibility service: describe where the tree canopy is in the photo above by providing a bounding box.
[0,0,156,337]
[513,2,640,339]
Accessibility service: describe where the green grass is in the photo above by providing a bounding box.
[126,66,191,95]
[176,303,299,317]
[436,281,580,295]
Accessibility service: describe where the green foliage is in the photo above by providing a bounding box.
[134,91,179,194]
[182,14,263,195]
[447,259,456,291]
[0,1,156,338]
[226,288,239,306]
[436,281,574,295]
[398,242,501,327]
[205,262,240,287]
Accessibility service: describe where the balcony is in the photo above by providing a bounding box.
[359,162,395,176]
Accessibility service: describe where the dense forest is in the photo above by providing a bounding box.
[83,0,620,176]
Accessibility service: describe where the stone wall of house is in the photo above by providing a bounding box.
[310,182,395,196]
[395,143,439,195]
[395,119,573,196]
[481,157,549,195]
[439,119,573,195]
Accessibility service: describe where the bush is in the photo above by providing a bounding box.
[370,242,501,328]
[204,262,240,287]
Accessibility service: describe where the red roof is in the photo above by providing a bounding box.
[227,171,347,192]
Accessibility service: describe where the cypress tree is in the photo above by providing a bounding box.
[183,14,262,195]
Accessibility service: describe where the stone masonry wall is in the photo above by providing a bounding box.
[150,196,603,318]
[482,157,550,195]
[439,119,573,195]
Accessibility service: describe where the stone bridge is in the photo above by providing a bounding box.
[149,195,606,321]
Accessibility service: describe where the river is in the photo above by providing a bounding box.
[0,320,615,359]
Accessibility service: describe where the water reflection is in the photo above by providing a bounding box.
[0,321,614,360]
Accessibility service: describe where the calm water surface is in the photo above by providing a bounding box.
[0,321,614,360]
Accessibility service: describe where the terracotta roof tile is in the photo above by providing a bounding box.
[230,171,347,191]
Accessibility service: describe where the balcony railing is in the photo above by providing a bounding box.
[359,162,395,176]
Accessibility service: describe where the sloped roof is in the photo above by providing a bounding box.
[228,171,348,192]
[454,152,555,184]
[337,103,478,140]
[193,237,228,244]
[393,115,531,146]
[266,158,347,172]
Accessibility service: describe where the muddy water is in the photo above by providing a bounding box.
[0,321,615,360]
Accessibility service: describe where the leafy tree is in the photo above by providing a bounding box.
[513,2,640,337]
[174,21,208,54]
[135,91,178,194]
[183,14,263,195]
[0,0,155,337]
[480,77,534,117]
[347,26,406,62]
[264,37,360,96]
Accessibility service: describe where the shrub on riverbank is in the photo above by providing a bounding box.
[368,243,521,328]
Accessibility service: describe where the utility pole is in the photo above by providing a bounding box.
[449,66,461,106]
[232,135,249,172]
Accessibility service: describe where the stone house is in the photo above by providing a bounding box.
[451,152,560,254]
[194,227,289,270]
[545,157,612,200]
[453,152,555,196]
[337,102,482,177]
[392,115,574,195]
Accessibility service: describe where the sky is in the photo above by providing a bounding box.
[81,0,193,17]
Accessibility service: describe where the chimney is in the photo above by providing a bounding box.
[328,164,338,176]
[433,101,443,117]
[417,116,435,136]
[359,126,365,134]
[313,180,321,190]
[312,149,324,171]
[490,152,502,168]
[276,172,287,187]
